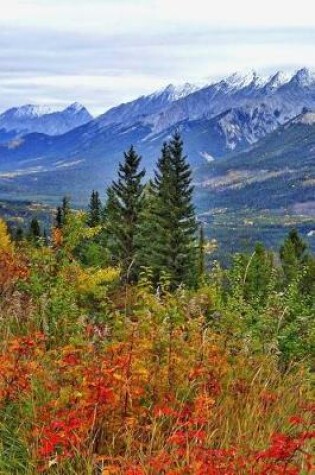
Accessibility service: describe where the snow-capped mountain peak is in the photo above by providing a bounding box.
[291,67,315,87]
[4,104,62,119]
[223,70,263,89]
[96,82,198,128]
[171,82,199,100]
[151,67,315,134]
[65,102,88,113]
[151,82,198,101]
[0,102,92,136]
[264,71,292,90]
[206,70,269,92]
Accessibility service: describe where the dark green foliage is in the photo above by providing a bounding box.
[74,191,107,267]
[218,235,314,366]
[279,229,315,297]
[62,196,71,224]
[136,181,158,275]
[74,240,110,268]
[14,226,24,242]
[198,222,206,280]
[280,228,308,262]
[105,146,145,282]
[149,134,198,288]
[138,142,172,281]
[56,196,71,229]
[280,229,309,284]
[28,218,41,243]
[87,190,102,227]
[301,254,315,296]
[43,229,49,246]
[56,206,63,229]
[243,243,275,305]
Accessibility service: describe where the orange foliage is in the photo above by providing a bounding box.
[0,251,28,294]
[52,227,63,248]
[0,318,313,474]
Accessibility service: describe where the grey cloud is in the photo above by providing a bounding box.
[1,24,315,114]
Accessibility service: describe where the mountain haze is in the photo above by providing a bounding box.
[0,68,314,219]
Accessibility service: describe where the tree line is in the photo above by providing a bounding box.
[78,132,200,289]
[11,133,315,296]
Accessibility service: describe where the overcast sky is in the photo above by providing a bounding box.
[1,0,315,115]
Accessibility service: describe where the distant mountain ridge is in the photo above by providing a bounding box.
[92,68,315,133]
[145,68,315,133]
[0,67,314,211]
[96,82,198,128]
[0,102,92,139]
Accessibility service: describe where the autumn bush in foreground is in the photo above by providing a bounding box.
[0,213,314,474]
[0,297,314,474]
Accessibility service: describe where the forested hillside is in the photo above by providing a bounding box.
[0,135,314,474]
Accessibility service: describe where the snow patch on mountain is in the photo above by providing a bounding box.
[200,151,215,162]
[223,70,268,90]
[4,104,63,118]
[288,111,315,126]
[0,103,92,137]
[151,83,198,101]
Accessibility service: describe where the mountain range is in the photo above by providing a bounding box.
[0,103,92,142]
[0,67,314,252]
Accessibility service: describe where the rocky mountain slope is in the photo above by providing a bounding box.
[0,103,92,139]
[147,68,315,133]
[0,68,314,211]
[195,112,315,212]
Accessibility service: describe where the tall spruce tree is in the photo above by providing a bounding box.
[151,133,198,288]
[105,146,145,282]
[62,196,71,224]
[29,218,41,241]
[88,190,102,227]
[147,142,173,280]
[136,181,157,272]
[56,206,63,229]
[56,196,71,229]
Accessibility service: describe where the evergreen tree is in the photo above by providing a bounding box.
[136,181,159,275]
[15,226,24,242]
[280,229,314,295]
[139,142,173,281]
[29,218,41,240]
[55,196,71,229]
[105,146,145,282]
[56,206,63,229]
[73,192,109,267]
[280,229,307,261]
[243,242,275,305]
[301,255,315,296]
[198,222,206,280]
[280,229,308,283]
[151,133,198,288]
[62,196,71,224]
[88,190,102,227]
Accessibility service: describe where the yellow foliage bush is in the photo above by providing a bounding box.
[62,263,120,295]
[0,218,12,253]
[76,266,120,294]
